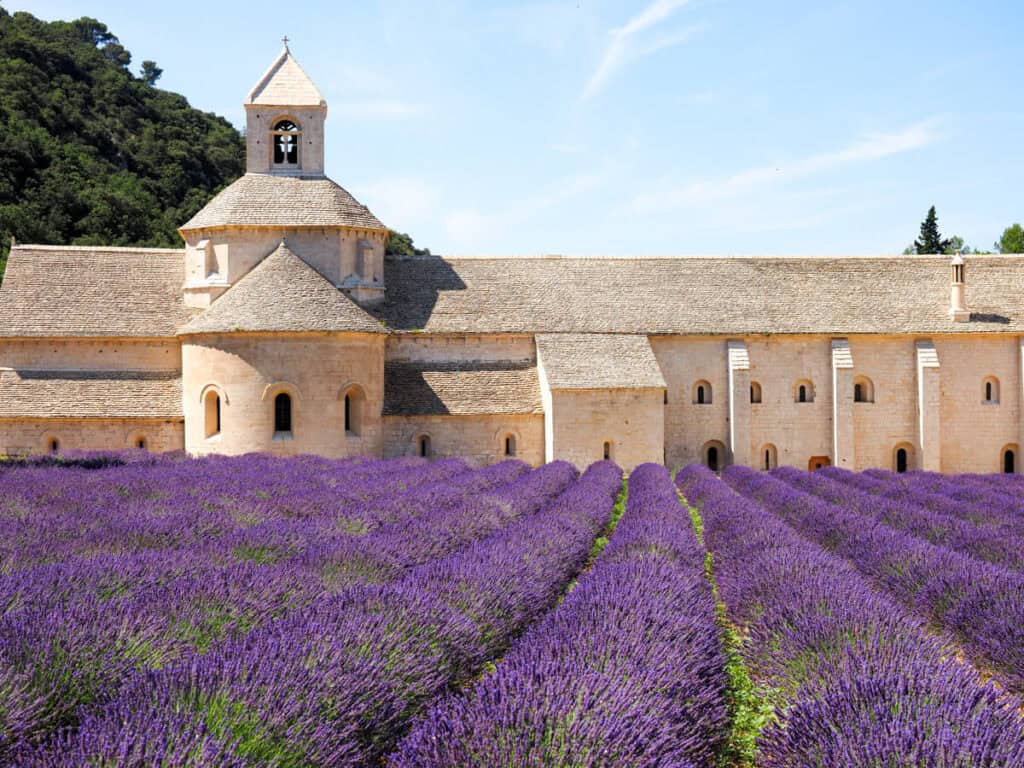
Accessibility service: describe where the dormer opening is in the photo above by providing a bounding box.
[272,119,300,166]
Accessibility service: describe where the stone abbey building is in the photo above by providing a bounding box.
[1,46,1023,473]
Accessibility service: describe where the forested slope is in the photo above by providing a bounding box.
[0,9,245,282]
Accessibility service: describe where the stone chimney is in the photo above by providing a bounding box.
[949,251,969,322]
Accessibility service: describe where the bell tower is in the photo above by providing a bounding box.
[244,40,327,176]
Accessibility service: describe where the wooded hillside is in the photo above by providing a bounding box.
[0,9,245,281]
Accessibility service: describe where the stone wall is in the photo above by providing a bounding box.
[653,333,1024,474]
[181,332,384,458]
[543,388,664,471]
[383,414,544,467]
[183,226,387,307]
[0,339,180,370]
[0,419,183,455]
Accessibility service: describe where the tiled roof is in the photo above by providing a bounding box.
[537,334,666,390]
[179,242,385,335]
[180,174,385,232]
[0,245,197,338]
[246,46,325,106]
[376,254,1024,335]
[0,370,182,419]
[383,361,542,416]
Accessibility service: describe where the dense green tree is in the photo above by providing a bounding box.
[0,9,245,283]
[386,229,431,256]
[912,205,952,254]
[139,60,162,86]
[996,223,1024,254]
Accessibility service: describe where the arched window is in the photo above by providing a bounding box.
[707,446,719,472]
[48,438,59,454]
[603,440,612,461]
[893,443,914,473]
[135,437,147,451]
[342,385,365,436]
[1004,447,1016,474]
[750,381,762,404]
[702,441,726,473]
[761,444,777,471]
[854,376,874,404]
[272,119,300,165]
[504,434,517,457]
[795,380,815,403]
[983,377,1000,404]
[274,393,292,434]
[418,434,432,458]
[693,380,712,405]
[204,391,221,439]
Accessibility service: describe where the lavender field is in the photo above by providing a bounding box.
[0,452,1022,766]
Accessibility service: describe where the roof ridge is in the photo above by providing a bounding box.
[10,244,184,255]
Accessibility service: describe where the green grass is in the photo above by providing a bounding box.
[676,483,775,768]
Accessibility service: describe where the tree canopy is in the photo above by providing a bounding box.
[0,9,245,283]
[996,223,1024,254]
[911,206,952,255]
[386,230,431,256]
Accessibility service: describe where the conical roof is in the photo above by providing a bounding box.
[179,174,385,232]
[246,45,324,106]
[179,242,386,335]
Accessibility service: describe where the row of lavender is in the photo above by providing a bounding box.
[0,455,597,760]
[14,459,623,765]
[677,465,1024,766]
[389,463,728,767]
[727,465,1024,696]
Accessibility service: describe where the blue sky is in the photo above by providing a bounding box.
[16,1,1024,255]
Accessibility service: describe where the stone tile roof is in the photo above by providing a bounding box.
[537,334,666,390]
[246,46,325,106]
[383,361,542,416]
[180,174,385,232]
[376,254,1024,335]
[179,242,386,336]
[0,245,196,338]
[0,369,182,419]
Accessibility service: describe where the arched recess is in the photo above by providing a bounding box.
[414,433,433,459]
[983,376,1000,404]
[494,427,521,458]
[794,379,815,403]
[41,434,60,454]
[338,382,366,437]
[750,381,763,404]
[129,433,148,451]
[760,443,778,471]
[692,380,713,405]
[893,442,915,473]
[200,383,228,440]
[702,440,727,473]
[853,376,875,403]
[1001,443,1018,474]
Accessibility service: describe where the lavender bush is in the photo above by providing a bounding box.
[724,465,1024,695]
[678,464,1024,767]
[20,460,622,766]
[390,463,727,768]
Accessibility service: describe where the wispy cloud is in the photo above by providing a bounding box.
[630,119,943,213]
[581,0,698,101]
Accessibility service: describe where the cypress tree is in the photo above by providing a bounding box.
[913,206,952,254]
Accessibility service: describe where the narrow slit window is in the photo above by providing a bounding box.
[419,435,431,458]
[603,441,612,461]
[504,435,516,457]
[274,393,292,433]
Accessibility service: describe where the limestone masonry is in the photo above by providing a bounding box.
[1,46,1022,473]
